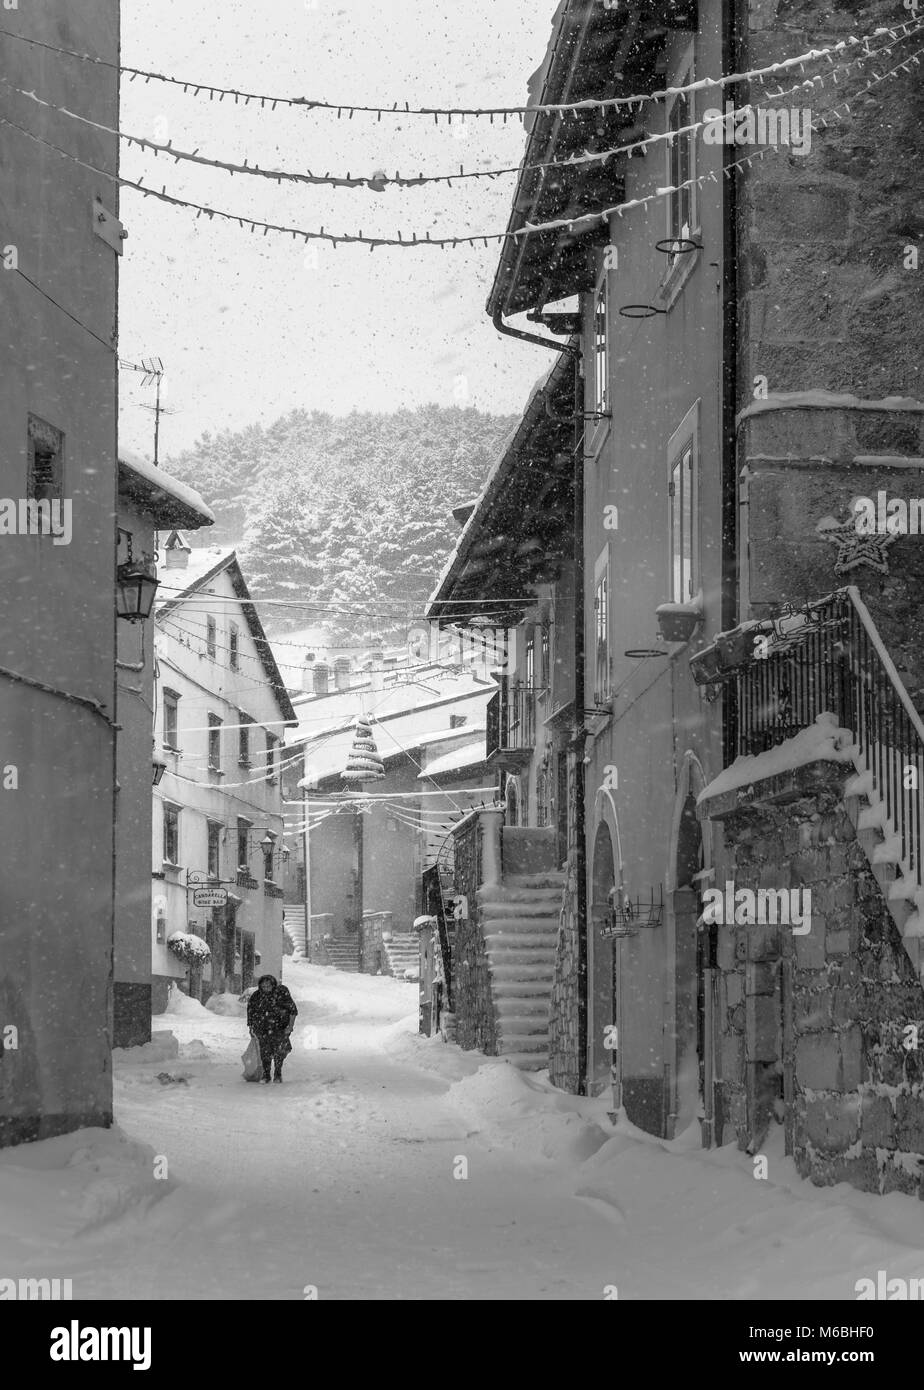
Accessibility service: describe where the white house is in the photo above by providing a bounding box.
[151,534,296,1006]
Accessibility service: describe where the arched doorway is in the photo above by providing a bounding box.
[665,753,713,1142]
[504,775,520,827]
[589,819,617,1096]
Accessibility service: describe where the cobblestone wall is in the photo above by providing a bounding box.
[549,752,582,1092]
[702,761,924,1197]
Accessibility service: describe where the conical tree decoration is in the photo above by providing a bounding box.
[342,718,385,783]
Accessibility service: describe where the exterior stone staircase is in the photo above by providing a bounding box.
[844,765,924,978]
[323,937,361,972]
[477,829,564,1072]
[282,905,307,960]
[381,932,419,979]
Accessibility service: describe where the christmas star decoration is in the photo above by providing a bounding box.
[815,515,896,575]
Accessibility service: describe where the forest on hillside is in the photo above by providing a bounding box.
[163,404,516,643]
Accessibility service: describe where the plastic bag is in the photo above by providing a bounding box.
[242,1034,262,1082]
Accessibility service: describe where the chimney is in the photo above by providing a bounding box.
[302,652,316,695]
[164,530,191,568]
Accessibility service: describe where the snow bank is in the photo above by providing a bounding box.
[698,712,855,803]
[113,1030,179,1064]
[204,992,245,1017]
[164,985,214,1018]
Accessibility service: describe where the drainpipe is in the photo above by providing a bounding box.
[721,0,740,762]
[573,350,588,1097]
[491,306,579,357]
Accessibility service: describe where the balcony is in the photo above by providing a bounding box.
[486,680,537,769]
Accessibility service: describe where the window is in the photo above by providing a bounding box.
[540,624,551,692]
[266,732,277,784]
[207,714,222,771]
[666,62,696,268]
[313,664,330,696]
[229,622,239,672]
[206,616,217,660]
[592,275,608,418]
[238,712,253,767]
[525,634,535,689]
[27,415,64,532]
[594,549,610,705]
[334,658,351,692]
[449,714,467,730]
[207,820,221,879]
[668,402,700,604]
[154,903,166,944]
[263,833,276,882]
[163,690,179,750]
[163,805,180,865]
[237,818,252,871]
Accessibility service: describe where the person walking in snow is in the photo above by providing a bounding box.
[246,974,298,1083]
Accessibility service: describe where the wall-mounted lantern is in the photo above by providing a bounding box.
[116,529,159,621]
[152,745,168,787]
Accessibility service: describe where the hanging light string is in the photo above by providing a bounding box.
[0,26,913,194]
[519,40,924,240]
[0,36,916,250]
[0,20,916,120]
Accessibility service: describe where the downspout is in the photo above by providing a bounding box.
[572,347,588,1096]
[492,306,579,357]
[721,0,740,762]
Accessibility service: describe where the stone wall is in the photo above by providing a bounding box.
[737,0,924,690]
[451,911,497,1055]
[549,752,582,1093]
[701,760,924,1197]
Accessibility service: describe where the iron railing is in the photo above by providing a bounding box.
[421,863,454,1011]
[730,587,924,889]
[486,679,538,759]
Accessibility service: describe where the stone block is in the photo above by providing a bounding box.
[751,994,779,1062]
[826,929,851,956]
[725,972,744,1010]
[717,929,737,971]
[747,924,781,961]
[794,989,831,1033]
[796,1033,840,1090]
[895,1094,924,1153]
[794,926,826,970]
[722,1033,745,1082]
[840,1027,865,1090]
[801,1096,859,1152]
[860,1093,896,1149]
[747,961,777,996]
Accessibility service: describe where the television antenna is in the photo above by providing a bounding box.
[119,356,176,465]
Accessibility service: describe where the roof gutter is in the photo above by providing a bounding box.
[491,305,578,356]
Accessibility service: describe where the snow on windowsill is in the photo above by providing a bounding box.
[697,712,855,805]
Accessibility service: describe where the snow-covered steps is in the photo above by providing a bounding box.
[282,905,307,960]
[477,869,564,1073]
[323,938,361,973]
[381,932,419,979]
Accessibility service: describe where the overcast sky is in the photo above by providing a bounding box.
[118,0,559,459]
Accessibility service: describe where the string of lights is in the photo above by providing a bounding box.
[1,31,917,251]
[0,21,915,120]
[0,28,911,196]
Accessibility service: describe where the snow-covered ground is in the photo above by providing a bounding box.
[1,963,922,1300]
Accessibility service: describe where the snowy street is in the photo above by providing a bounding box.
[1,962,922,1302]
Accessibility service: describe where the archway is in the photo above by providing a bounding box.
[665,752,712,1142]
[589,818,617,1096]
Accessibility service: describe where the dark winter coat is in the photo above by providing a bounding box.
[247,977,298,1036]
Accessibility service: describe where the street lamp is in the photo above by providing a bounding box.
[116,529,159,622]
[152,746,167,787]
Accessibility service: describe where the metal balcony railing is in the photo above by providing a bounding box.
[486,680,538,761]
[728,587,924,891]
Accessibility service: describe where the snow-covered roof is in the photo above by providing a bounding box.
[426,351,573,618]
[118,450,215,527]
[286,669,493,743]
[419,739,487,780]
[294,695,492,786]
